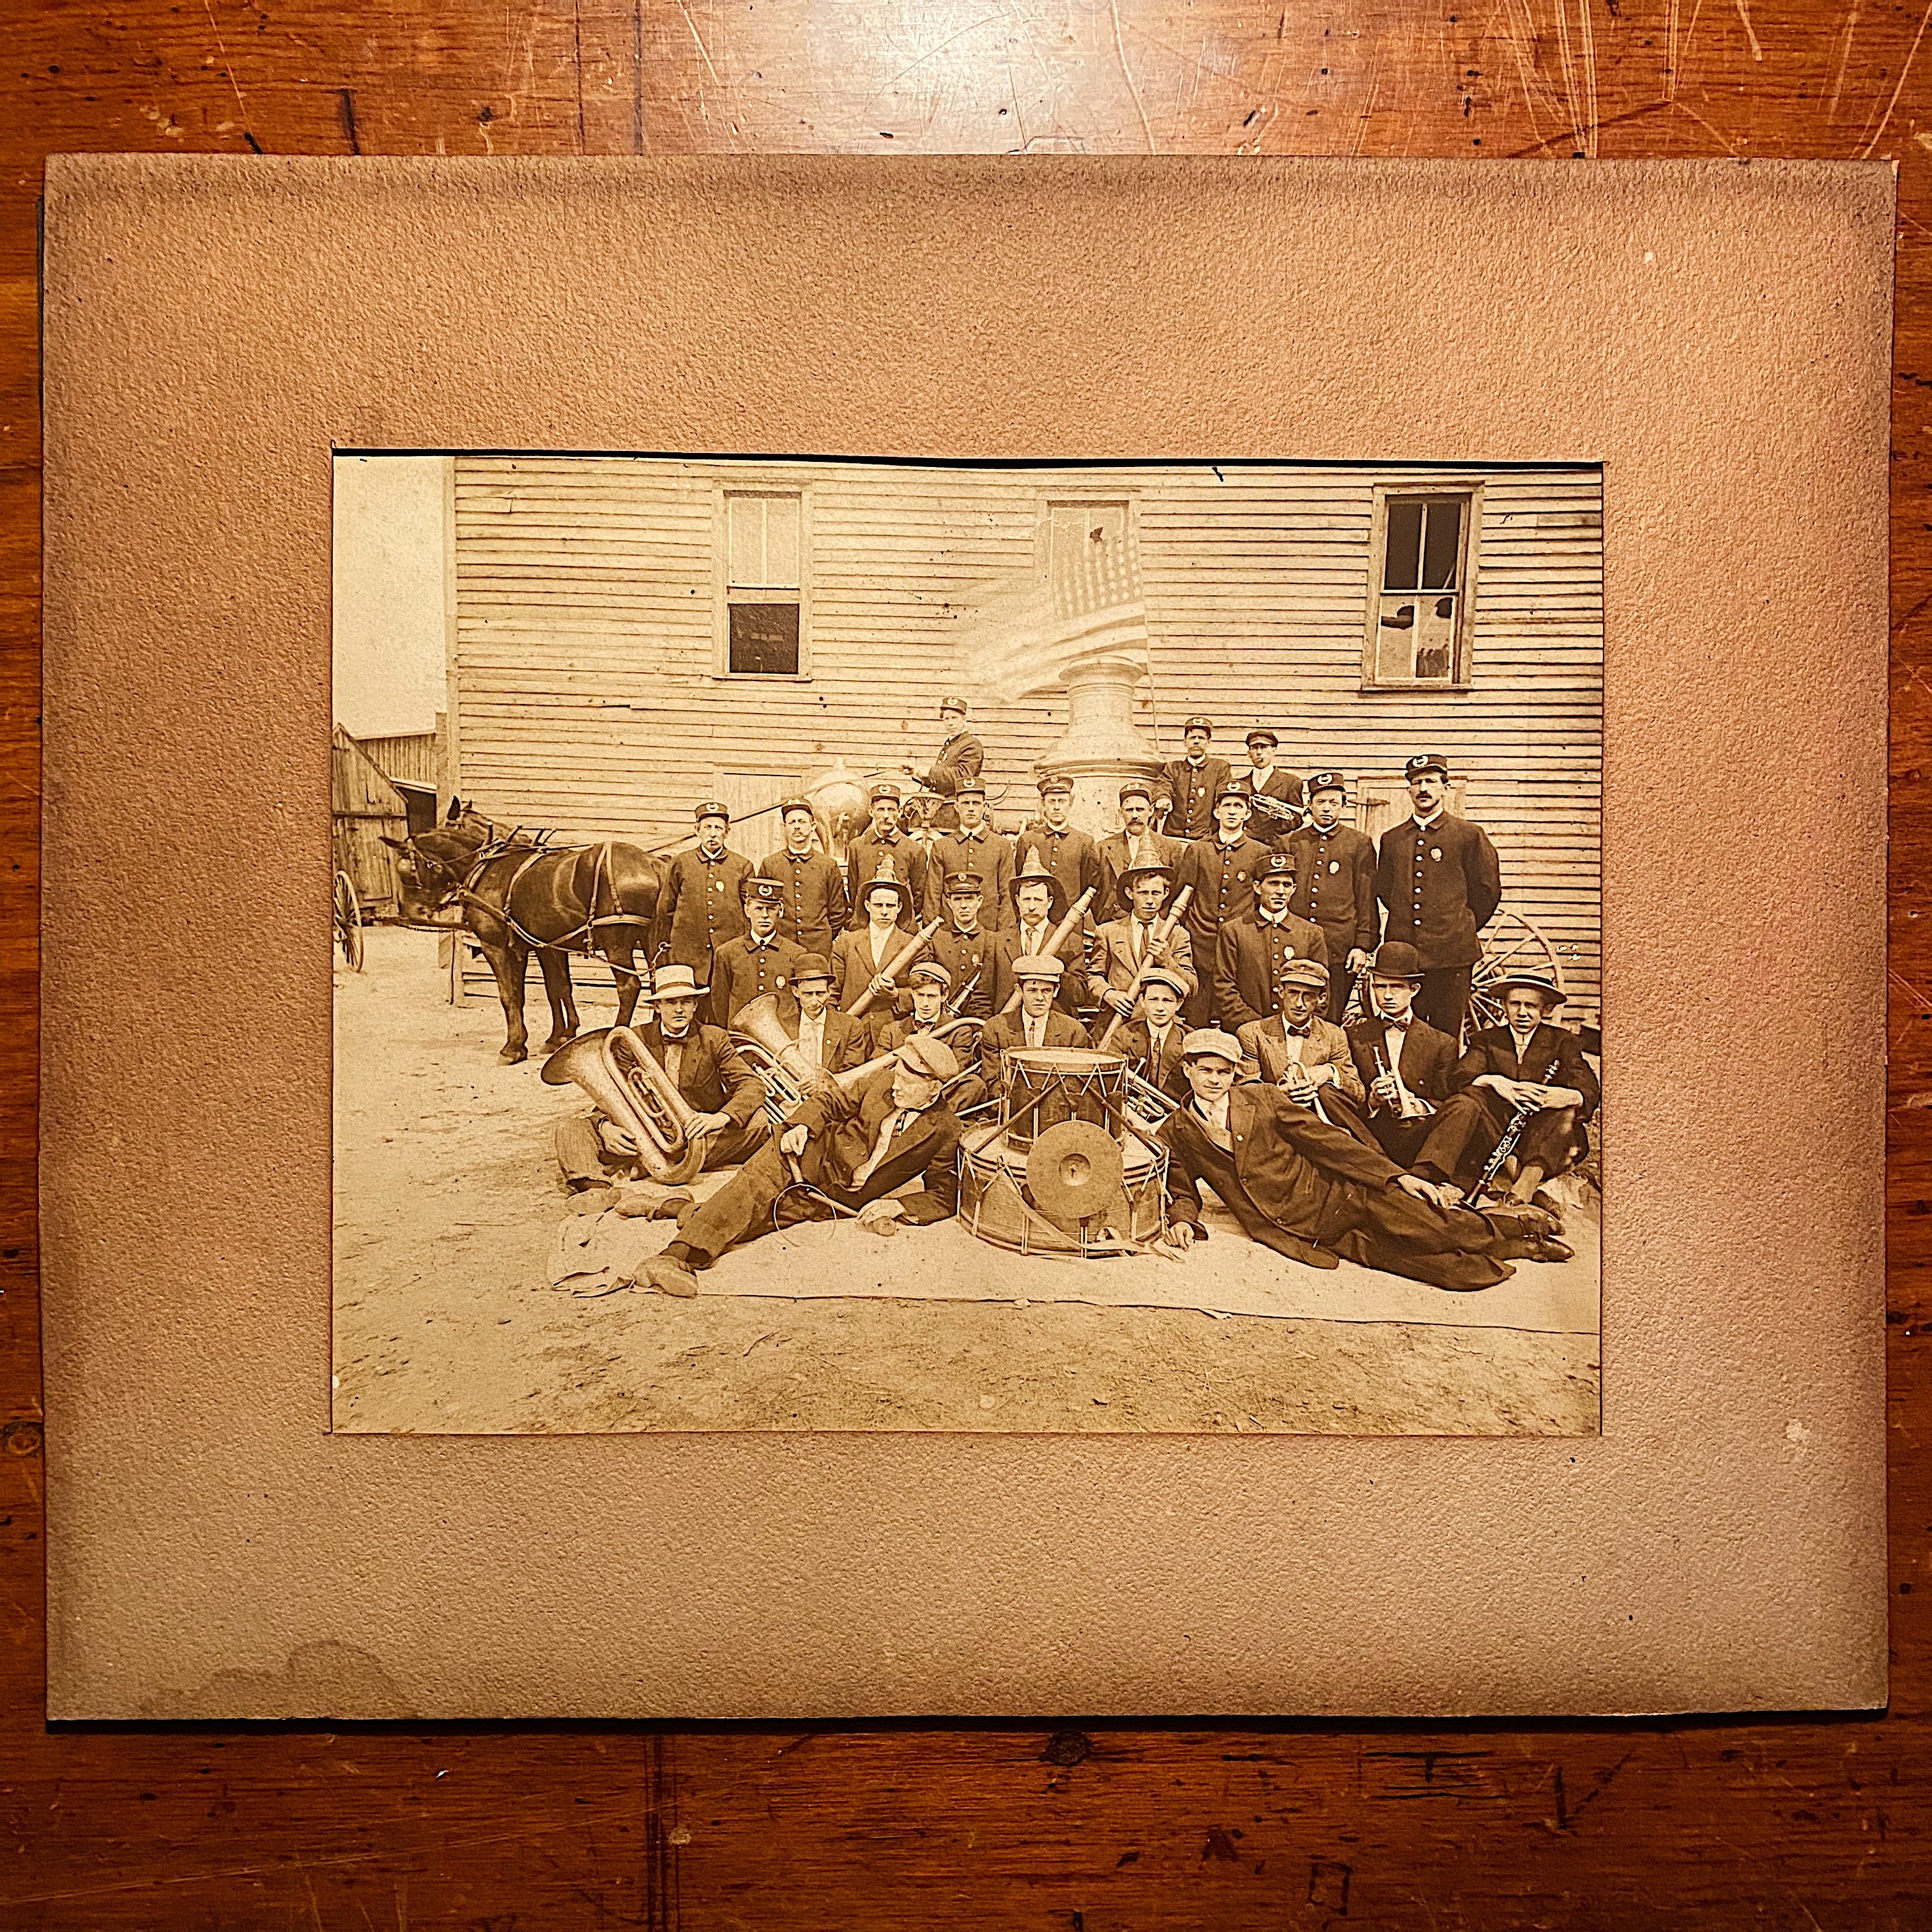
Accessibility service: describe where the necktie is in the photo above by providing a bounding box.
[1133,923,1147,963]
[852,1109,905,1186]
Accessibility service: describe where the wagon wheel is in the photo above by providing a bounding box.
[1468,909,1564,1036]
[334,870,365,973]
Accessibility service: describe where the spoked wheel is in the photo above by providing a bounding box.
[1468,909,1564,1036]
[334,870,365,973]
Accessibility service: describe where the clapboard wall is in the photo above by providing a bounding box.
[450,457,1602,1015]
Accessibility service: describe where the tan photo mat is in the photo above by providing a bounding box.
[40,155,1889,1717]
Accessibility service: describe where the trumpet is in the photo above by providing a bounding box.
[540,1025,711,1186]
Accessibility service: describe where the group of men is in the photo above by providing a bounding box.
[560,702,1593,1299]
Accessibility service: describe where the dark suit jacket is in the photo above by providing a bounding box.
[1375,812,1502,969]
[1013,823,1105,929]
[926,924,1016,1018]
[920,730,984,799]
[1117,1019,1190,1101]
[1160,1083,1406,1241]
[1346,1015,1461,1109]
[923,827,1016,931]
[1174,835,1274,950]
[1287,823,1379,956]
[790,1067,962,1223]
[712,933,804,1025]
[1154,756,1234,841]
[1008,916,1092,1013]
[1235,766,1305,845]
[772,1000,871,1077]
[976,1008,1090,1089]
[1212,912,1330,1034]
[1452,1023,1600,1123]
[843,829,928,931]
[632,1020,767,1127]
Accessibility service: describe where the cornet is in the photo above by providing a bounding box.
[540,1025,711,1186]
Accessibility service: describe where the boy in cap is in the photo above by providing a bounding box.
[770,952,870,1091]
[1152,1031,1572,1284]
[1374,755,1502,1038]
[843,783,926,931]
[553,963,770,1198]
[1093,862,1197,1013]
[1175,785,1275,1027]
[1009,854,1092,1013]
[758,798,850,959]
[1014,773,1104,931]
[922,779,1015,931]
[1287,772,1379,1022]
[649,799,754,1023]
[925,871,1017,1020]
[643,1032,969,1295]
[1099,779,1186,918]
[1211,849,1327,1036]
[1116,965,1193,1101]
[976,955,1091,1088]
[875,961,992,1112]
[1235,958,1367,1135]
[902,696,984,834]
[832,864,919,1015]
[711,877,803,1026]
[1154,716,1233,842]
[1413,969,1598,1207]
[1235,727,1305,849]
[1344,940,1464,1170]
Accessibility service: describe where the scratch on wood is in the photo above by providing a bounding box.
[1859,0,1932,156]
[338,86,362,155]
[1108,0,1156,152]
[633,0,645,152]
[1828,4,1861,119]
[1733,0,1765,61]
[678,0,723,86]
[201,0,257,149]
[571,0,586,152]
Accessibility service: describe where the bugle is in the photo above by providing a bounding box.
[1094,884,1195,1050]
[540,1025,710,1186]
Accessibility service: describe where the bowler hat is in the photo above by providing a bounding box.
[791,953,836,986]
[1366,941,1425,982]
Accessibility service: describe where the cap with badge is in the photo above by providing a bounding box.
[745,877,785,905]
[945,870,985,894]
[939,696,969,718]
[868,782,902,806]
[954,779,986,800]
[1118,779,1154,806]
[1404,753,1450,780]
[693,799,731,824]
[1213,784,1253,808]
[1304,770,1347,799]
[1181,715,1215,736]
[1037,773,1074,797]
[778,795,816,818]
[1257,852,1297,884]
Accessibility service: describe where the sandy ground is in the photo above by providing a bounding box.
[334,926,1600,1436]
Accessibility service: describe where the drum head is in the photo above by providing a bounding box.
[1025,1121,1126,1226]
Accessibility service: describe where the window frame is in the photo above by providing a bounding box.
[1360,482,1483,692]
[1034,492,1140,601]
[714,483,813,682]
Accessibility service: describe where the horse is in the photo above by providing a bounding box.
[383,800,664,1064]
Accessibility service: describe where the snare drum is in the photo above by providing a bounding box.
[1001,1046,1128,1151]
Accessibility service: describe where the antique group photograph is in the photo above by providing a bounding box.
[331,452,1603,1436]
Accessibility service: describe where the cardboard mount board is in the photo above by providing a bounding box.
[40,155,1889,1719]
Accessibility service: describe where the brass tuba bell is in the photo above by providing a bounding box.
[540,1025,710,1186]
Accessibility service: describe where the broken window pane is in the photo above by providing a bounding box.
[1383,498,1423,590]
[1377,595,1418,680]
[1420,498,1462,590]
[728,601,801,676]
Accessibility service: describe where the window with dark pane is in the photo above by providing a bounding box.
[728,602,801,676]
[724,491,804,676]
[1372,491,1470,685]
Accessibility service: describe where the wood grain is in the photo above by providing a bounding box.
[3,1,1927,1922]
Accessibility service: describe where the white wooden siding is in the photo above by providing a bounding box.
[452,459,1602,1014]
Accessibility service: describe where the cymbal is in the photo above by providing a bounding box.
[1025,1121,1126,1229]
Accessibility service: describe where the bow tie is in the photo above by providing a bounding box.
[1284,1025,1312,1039]
[1383,1015,1413,1031]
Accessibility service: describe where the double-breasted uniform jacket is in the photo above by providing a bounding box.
[1211,908,1330,1034]
[1375,811,1502,970]
[631,1018,768,1127]
[1008,915,1092,1013]
[1174,834,1273,961]
[1014,822,1105,928]
[1287,821,1379,971]
[1453,1023,1601,1123]
[1235,1014,1365,1103]
[1154,756,1234,841]
[920,730,984,802]
[1117,1017,1190,1101]
[831,922,919,1014]
[757,847,851,960]
[926,923,1016,1020]
[976,1006,1090,1089]
[1097,828,1188,919]
[843,828,928,932]
[787,1069,963,1223]
[712,931,804,1026]
[771,998,871,1076]
[650,845,754,978]
[1092,916,1197,1000]
[923,825,1016,930]
[1234,765,1306,847]
[1346,1013,1461,1111]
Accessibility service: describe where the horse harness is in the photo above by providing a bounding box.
[417,827,646,960]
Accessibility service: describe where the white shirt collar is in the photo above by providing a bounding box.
[1412,809,1445,832]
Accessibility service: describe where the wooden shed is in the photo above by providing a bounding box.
[332,724,408,916]
[358,730,442,836]
[446,456,1603,1021]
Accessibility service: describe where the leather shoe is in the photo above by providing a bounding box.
[642,1256,702,1299]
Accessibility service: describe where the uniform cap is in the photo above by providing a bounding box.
[790,952,836,986]
[745,877,785,905]
[1245,727,1279,748]
[945,870,984,894]
[1011,954,1065,983]
[1257,852,1297,882]
[953,779,986,799]
[652,964,708,999]
[1118,780,1155,806]
[1181,715,1215,735]
[1214,784,1253,808]
[693,799,731,824]
[1404,753,1450,780]
[896,1032,960,1082]
[1493,967,1568,1006]
[1305,770,1347,799]
[778,796,817,818]
[1037,772,1075,797]
[1181,1027,1243,1064]
[868,783,902,806]
[908,961,953,990]
[1138,965,1191,998]
[939,695,969,716]
[1366,941,1425,983]
[1275,956,1330,992]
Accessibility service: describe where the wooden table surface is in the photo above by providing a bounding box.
[3,3,1927,1925]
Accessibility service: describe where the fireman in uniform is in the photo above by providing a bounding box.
[1374,753,1503,1041]
[1287,770,1379,1023]
[1173,784,1273,1027]
[758,797,850,959]
[1013,773,1104,938]
[711,877,803,1026]
[1211,850,1329,1035]
[648,798,753,1025]
[842,781,926,932]
[923,779,1015,931]
[925,871,1016,1022]
[903,694,984,833]
[1154,716,1233,843]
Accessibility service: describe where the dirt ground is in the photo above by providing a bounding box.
[333,926,1600,1436]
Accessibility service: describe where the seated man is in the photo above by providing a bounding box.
[553,964,770,1200]
[1410,968,1600,1207]
[1115,964,1192,1102]
[1344,940,1461,1170]
[976,954,1090,1091]
[1092,862,1197,1020]
[1234,958,1367,1139]
[643,1034,967,1295]
[875,960,990,1112]
[1154,1029,1572,1287]
[768,953,870,1095]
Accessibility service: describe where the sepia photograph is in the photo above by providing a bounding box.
[332,452,1602,1436]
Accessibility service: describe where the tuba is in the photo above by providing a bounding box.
[540,1025,710,1186]
[729,995,979,1126]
